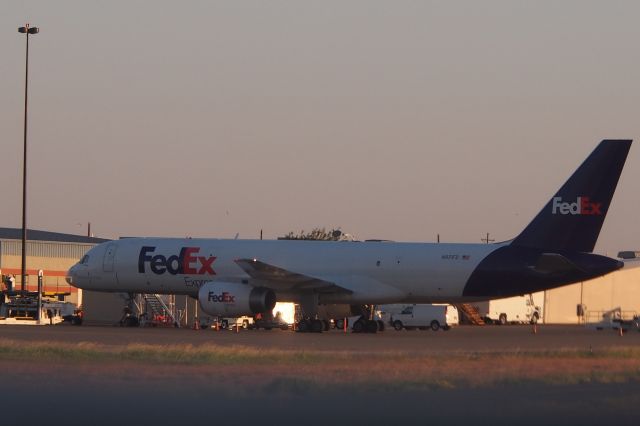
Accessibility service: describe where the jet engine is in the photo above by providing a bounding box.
[198,282,276,317]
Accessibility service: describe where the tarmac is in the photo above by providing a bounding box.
[1,322,639,352]
[1,324,639,425]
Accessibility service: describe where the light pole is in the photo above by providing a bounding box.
[481,232,494,244]
[18,23,39,294]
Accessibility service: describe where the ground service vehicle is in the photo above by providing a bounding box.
[67,140,632,333]
[391,304,459,331]
[474,295,542,325]
[219,316,253,330]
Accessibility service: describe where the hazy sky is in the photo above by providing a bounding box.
[1,1,639,255]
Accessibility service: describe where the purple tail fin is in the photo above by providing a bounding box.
[512,139,631,252]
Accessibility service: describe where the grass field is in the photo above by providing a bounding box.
[2,339,640,392]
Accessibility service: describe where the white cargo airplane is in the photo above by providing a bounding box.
[68,140,632,332]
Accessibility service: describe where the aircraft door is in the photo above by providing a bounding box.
[103,243,117,272]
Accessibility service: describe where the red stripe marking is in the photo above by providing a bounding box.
[2,268,69,277]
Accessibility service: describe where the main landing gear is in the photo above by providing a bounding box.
[295,317,384,333]
[351,304,384,333]
[296,318,330,333]
[294,304,385,333]
[352,317,385,334]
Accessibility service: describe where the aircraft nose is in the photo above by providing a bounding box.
[66,264,77,286]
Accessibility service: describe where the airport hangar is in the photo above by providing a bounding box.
[0,227,108,306]
[1,226,638,326]
[0,227,198,325]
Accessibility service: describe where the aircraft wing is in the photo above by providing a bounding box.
[234,258,353,294]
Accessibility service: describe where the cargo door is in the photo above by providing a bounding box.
[103,243,117,272]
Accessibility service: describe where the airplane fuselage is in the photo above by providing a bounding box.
[69,238,619,305]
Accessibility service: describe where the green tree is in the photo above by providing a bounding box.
[280,227,346,241]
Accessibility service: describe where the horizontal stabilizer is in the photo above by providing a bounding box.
[531,253,584,275]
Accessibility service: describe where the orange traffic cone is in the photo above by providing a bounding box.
[192,320,200,330]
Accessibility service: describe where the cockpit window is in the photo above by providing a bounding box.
[80,255,89,265]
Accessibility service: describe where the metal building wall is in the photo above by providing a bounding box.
[0,239,96,305]
[543,267,640,324]
[0,240,94,259]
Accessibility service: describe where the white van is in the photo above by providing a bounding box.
[376,304,408,326]
[391,304,458,331]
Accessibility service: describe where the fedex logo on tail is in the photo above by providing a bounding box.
[551,197,602,216]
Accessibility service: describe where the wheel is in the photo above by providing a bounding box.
[443,325,451,331]
[335,318,345,330]
[530,313,539,324]
[124,317,139,327]
[366,320,378,333]
[311,319,324,333]
[353,319,365,333]
[499,314,507,325]
[221,319,229,329]
[322,320,330,332]
[377,320,385,332]
[296,320,309,332]
[242,320,249,329]
[393,320,404,331]
[430,320,440,331]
